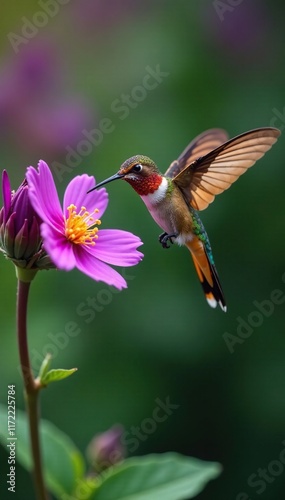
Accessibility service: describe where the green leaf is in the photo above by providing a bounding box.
[37,352,52,381]
[36,353,77,386]
[90,452,222,500]
[41,368,78,386]
[0,403,85,498]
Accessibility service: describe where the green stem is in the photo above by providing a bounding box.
[17,279,49,500]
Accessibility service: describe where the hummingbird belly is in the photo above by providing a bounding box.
[139,178,174,234]
[146,203,173,234]
[140,192,194,244]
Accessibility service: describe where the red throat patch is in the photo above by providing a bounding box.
[125,173,163,196]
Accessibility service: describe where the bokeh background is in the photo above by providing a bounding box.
[1,1,285,498]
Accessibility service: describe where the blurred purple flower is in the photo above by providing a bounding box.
[19,100,91,155]
[0,40,92,156]
[202,2,270,63]
[86,425,125,471]
[26,161,143,289]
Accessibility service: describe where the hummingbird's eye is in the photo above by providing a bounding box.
[132,164,143,173]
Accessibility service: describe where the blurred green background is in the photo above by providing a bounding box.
[1,1,285,498]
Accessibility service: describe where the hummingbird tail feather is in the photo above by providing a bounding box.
[186,239,227,312]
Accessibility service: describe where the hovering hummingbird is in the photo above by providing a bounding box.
[88,127,280,311]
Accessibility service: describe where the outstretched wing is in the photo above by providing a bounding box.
[173,127,280,211]
[164,129,229,179]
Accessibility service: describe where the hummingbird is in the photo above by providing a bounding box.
[88,127,280,311]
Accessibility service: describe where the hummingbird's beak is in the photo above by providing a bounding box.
[87,172,124,193]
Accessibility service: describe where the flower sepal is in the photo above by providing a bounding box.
[9,248,55,273]
[15,267,38,283]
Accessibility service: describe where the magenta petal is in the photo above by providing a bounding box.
[40,223,76,270]
[26,160,63,231]
[2,170,11,222]
[74,246,127,289]
[63,174,108,218]
[87,229,143,266]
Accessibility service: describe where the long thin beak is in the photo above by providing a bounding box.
[87,173,124,193]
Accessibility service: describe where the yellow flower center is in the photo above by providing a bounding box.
[65,204,101,246]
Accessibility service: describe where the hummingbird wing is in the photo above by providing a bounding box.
[164,129,229,179]
[172,127,280,211]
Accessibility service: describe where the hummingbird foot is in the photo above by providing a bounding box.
[159,232,177,249]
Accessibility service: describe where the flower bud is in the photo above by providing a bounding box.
[86,425,125,472]
[0,170,54,271]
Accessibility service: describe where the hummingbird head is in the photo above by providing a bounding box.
[88,155,163,196]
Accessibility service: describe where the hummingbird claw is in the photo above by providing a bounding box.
[159,232,177,249]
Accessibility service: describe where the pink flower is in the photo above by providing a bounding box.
[26,161,143,289]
